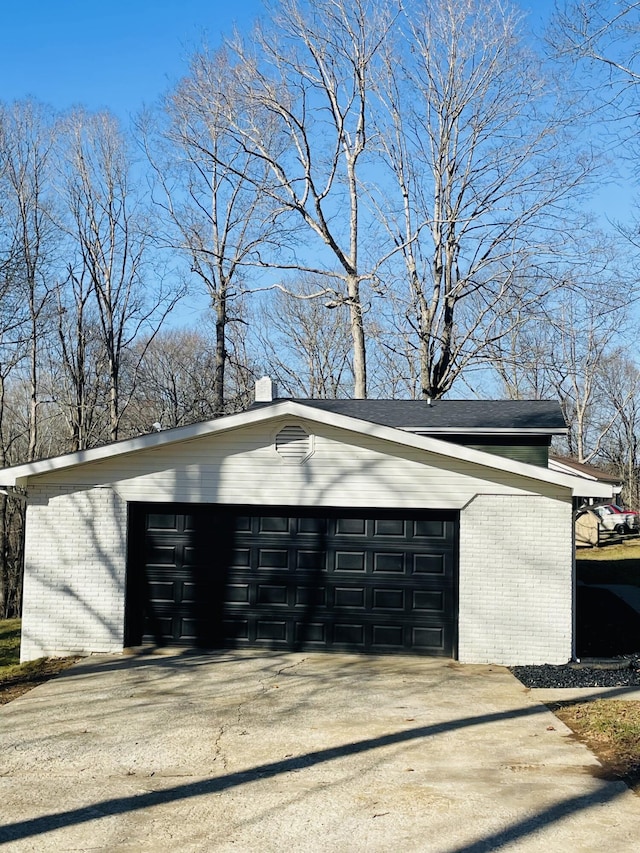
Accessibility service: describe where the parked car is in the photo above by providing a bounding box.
[607,504,640,524]
[592,504,639,534]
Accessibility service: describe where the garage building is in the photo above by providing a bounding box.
[0,382,611,665]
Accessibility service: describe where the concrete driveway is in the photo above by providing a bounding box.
[0,652,639,852]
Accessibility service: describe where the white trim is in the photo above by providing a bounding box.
[0,400,612,498]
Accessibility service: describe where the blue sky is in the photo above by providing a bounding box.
[2,0,557,118]
[1,0,264,117]
[0,0,631,227]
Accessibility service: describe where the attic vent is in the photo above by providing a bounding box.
[275,425,311,463]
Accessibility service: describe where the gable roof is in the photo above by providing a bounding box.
[0,399,608,498]
[251,398,566,434]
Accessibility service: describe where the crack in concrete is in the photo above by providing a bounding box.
[215,658,309,771]
[213,725,228,771]
[276,657,308,678]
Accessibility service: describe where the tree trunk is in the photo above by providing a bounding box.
[347,274,367,398]
[213,287,227,416]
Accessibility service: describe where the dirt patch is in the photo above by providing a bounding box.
[0,657,79,705]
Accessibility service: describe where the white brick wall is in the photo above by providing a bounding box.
[458,494,573,665]
[20,485,127,662]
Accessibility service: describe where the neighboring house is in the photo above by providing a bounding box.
[0,380,612,666]
[548,455,623,507]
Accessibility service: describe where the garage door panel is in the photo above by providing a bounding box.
[295,550,326,571]
[335,518,366,535]
[372,624,405,647]
[372,588,405,610]
[413,554,447,575]
[334,587,366,608]
[224,618,250,641]
[413,589,448,612]
[413,519,450,539]
[374,518,405,536]
[231,548,251,568]
[255,620,288,641]
[130,505,458,656]
[334,551,366,572]
[258,549,289,569]
[295,586,326,606]
[373,552,405,573]
[259,517,290,533]
[146,544,178,565]
[146,513,179,532]
[227,583,251,603]
[333,623,365,645]
[147,580,175,601]
[412,625,447,652]
[179,618,199,640]
[296,622,326,644]
[298,517,327,535]
[257,583,289,605]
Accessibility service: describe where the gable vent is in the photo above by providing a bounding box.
[275,425,311,462]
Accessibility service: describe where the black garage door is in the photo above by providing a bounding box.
[126,504,458,656]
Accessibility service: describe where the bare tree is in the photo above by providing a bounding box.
[122,328,222,431]
[216,0,396,397]
[372,0,597,399]
[596,355,640,507]
[57,109,176,442]
[253,277,353,398]
[47,268,109,451]
[551,1,640,86]
[0,100,58,459]
[0,103,50,616]
[142,49,280,415]
[0,133,28,616]
[490,284,627,462]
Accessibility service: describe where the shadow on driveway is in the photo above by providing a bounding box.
[1,653,638,851]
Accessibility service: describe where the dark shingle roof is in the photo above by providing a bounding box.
[252,398,566,433]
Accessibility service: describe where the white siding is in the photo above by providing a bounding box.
[20,485,127,662]
[458,495,573,665]
[30,419,567,507]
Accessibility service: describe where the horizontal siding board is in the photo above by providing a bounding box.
[26,420,572,507]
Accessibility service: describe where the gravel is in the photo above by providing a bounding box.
[511,657,640,689]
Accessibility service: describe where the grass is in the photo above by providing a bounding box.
[555,541,640,792]
[0,618,21,667]
[553,700,640,793]
[0,619,78,705]
[577,537,640,585]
